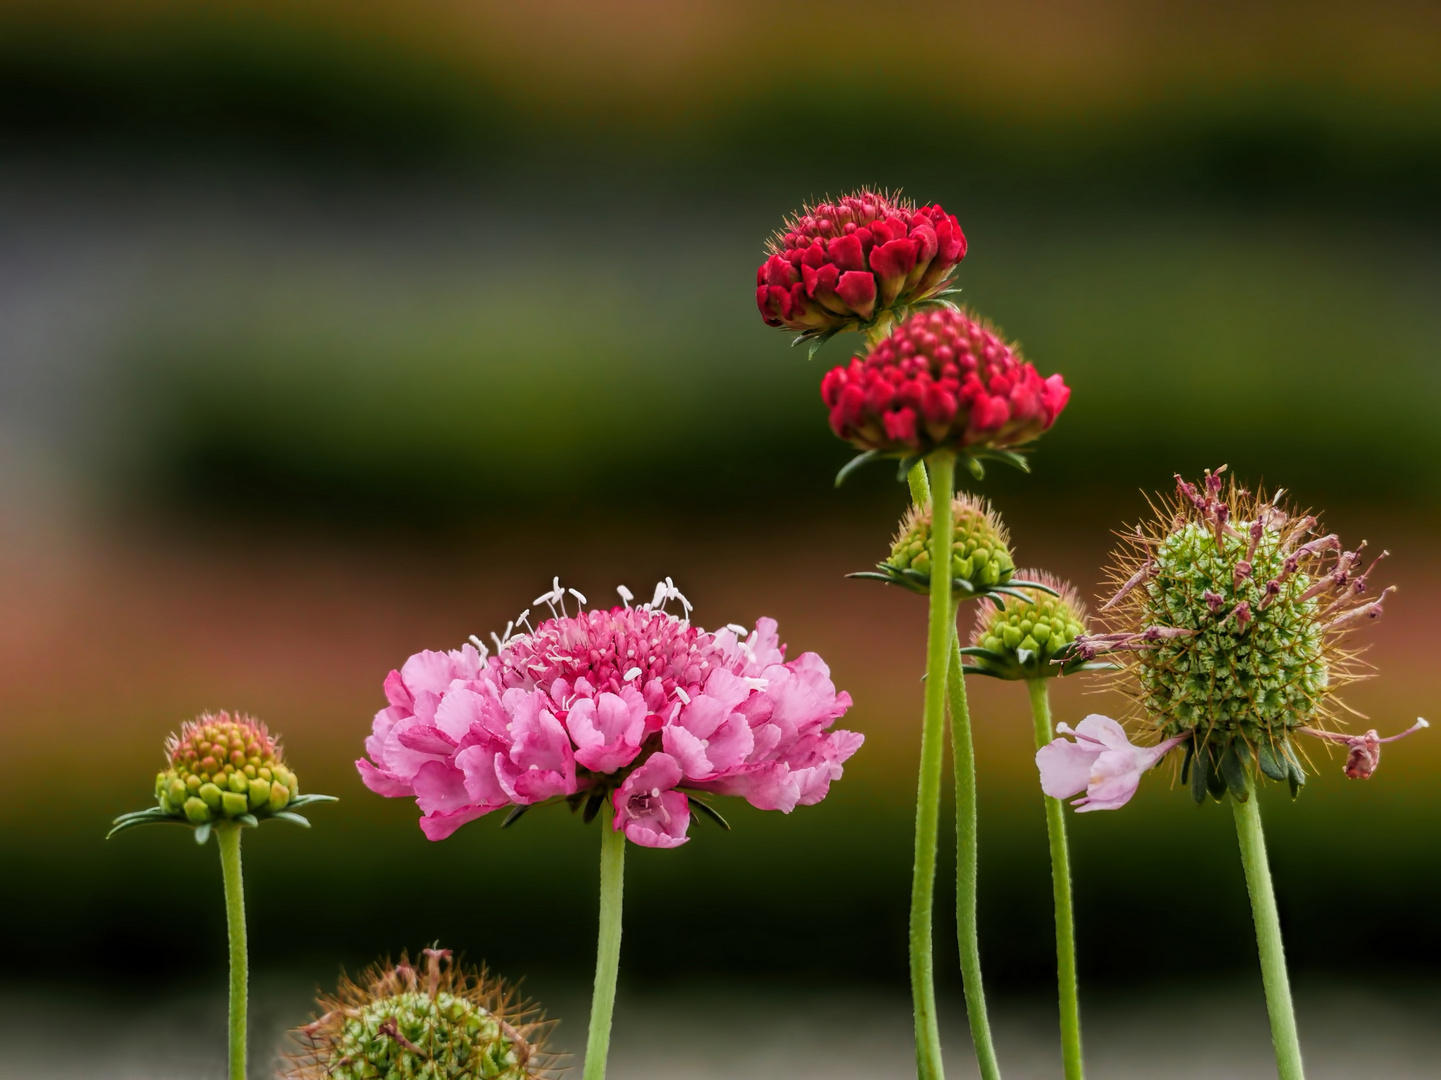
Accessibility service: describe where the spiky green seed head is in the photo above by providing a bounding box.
[1094,469,1391,801]
[966,571,1087,679]
[155,712,297,824]
[886,493,1014,591]
[282,949,554,1080]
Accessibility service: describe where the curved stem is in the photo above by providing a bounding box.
[583,802,627,1080]
[1027,679,1083,1080]
[216,824,248,1080]
[1232,791,1305,1080]
[906,454,954,1080]
[948,622,1002,1080]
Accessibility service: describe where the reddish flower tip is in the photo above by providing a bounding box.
[756,189,966,335]
[820,306,1070,457]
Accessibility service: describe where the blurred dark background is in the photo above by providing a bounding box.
[0,1,1438,1075]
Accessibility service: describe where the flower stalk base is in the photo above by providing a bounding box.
[1027,679,1083,1080]
[583,803,627,1080]
[217,823,248,1080]
[1232,790,1305,1080]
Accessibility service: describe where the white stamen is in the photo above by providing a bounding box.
[468,635,490,660]
[1419,717,1431,729]
[649,582,668,610]
[725,623,748,636]
[623,667,642,682]
[674,687,692,705]
[651,787,661,798]
[617,585,634,608]
[741,677,768,691]
[569,587,588,606]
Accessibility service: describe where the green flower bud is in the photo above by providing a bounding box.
[966,571,1088,680]
[883,493,1015,596]
[281,948,553,1080]
[156,712,306,823]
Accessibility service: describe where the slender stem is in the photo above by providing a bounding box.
[1232,791,1305,1080]
[905,455,954,1080]
[583,801,627,1080]
[948,618,1002,1080]
[1027,679,1083,1080]
[216,824,248,1080]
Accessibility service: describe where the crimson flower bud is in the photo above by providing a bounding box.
[756,190,966,338]
[821,306,1070,457]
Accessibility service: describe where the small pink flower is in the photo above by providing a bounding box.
[1298,718,1429,779]
[494,689,578,804]
[1036,714,1187,812]
[566,687,649,774]
[612,752,690,848]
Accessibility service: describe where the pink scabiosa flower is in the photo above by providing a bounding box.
[821,306,1070,465]
[357,578,861,847]
[757,189,966,346]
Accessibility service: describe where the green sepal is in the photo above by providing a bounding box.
[1282,739,1305,799]
[105,808,191,839]
[805,328,841,360]
[194,822,212,845]
[965,457,987,480]
[1006,578,1061,597]
[287,793,339,810]
[959,664,1008,679]
[267,811,310,828]
[835,450,879,488]
[501,804,530,829]
[1180,739,1195,786]
[1256,740,1289,782]
[845,571,898,584]
[1205,745,1229,801]
[688,795,731,830]
[1190,741,1210,804]
[968,448,1032,474]
[1219,740,1250,802]
[582,789,606,825]
[236,813,260,828]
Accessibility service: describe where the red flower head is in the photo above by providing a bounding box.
[820,307,1070,458]
[756,190,966,340]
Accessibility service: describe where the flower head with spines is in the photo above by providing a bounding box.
[1080,467,1423,802]
[962,571,1111,680]
[109,711,336,844]
[281,947,556,1080]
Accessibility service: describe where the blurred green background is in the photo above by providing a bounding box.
[0,0,1438,1074]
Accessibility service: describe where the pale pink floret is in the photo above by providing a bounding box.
[1036,714,1187,812]
[356,584,861,846]
[613,753,690,848]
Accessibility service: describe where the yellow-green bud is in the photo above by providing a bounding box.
[154,712,304,823]
[885,493,1014,594]
[966,571,1087,679]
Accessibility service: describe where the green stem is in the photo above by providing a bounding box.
[1027,680,1083,1080]
[948,621,1002,1080]
[906,455,954,1080]
[216,824,247,1080]
[1232,791,1305,1080]
[583,802,627,1080]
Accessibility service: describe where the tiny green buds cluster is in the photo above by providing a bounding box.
[1085,469,1397,801]
[854,493,1055,604]
[282,948,554,1080]
[110,710,335,842]
[963,571,1106,680]
[158,713,297,824]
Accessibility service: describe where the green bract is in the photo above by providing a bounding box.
[283,949,552,1080]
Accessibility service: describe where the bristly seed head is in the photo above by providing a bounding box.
[281,948,556,1080]
[1087,468,1399,801]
